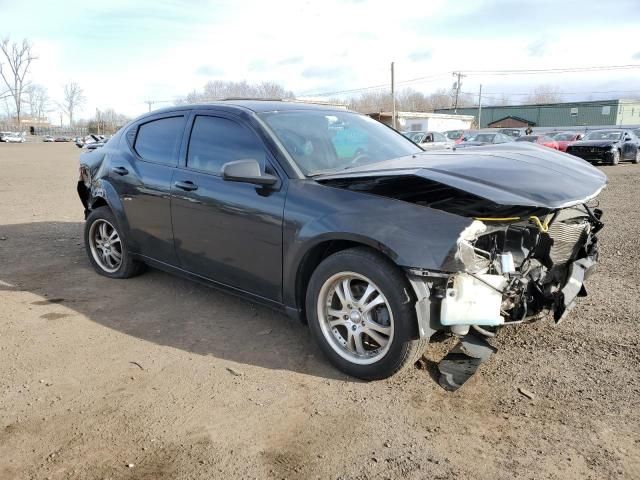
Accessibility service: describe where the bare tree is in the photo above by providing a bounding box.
[90,108,129,134]
[61,81,86,126]
[526,85,562,104]
[24,84,49,119]
[0,38,37,124]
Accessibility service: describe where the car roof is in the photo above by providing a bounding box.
[147,99,349,117]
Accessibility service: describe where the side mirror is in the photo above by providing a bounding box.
[221,159,278,186]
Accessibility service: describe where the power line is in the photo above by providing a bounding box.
[297,64,640,98]
[460,89,640,97]
[298,72,450,97]
[462,64,640,76]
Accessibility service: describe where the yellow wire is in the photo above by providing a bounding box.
[473,215,552,232]
[528,215,550,232]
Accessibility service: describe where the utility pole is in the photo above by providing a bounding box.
[477,84,483,128]
[144,100,154,112]
[391,62,397,130]
[452,71,466,113]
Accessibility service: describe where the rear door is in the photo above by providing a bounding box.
[110,114,186,264]
[170,111,286,302]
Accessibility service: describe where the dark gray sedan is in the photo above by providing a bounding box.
[77,100,606,387]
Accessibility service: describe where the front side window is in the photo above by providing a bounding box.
[259,110,421,175]
[187,116,266,174]
[134,116,185,165]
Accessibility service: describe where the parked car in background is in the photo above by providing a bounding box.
[550,132,584,152]
[76,134,107,149]
[498,128,524,138]
[455,132,513,148]
[405,131,453,151]
[515,135,560,150]
[443,129,477,144]
[77,100,606,387]
[1,132,26,143]
[55,136,72,142]
[566,129,640,165]
[43,135,55,142]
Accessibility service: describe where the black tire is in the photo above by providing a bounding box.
[84,206,145,279]
[305,247,428,380]
[610,149,620,165]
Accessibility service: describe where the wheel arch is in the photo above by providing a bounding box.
[84,180,135,251]
[292,236,407,323]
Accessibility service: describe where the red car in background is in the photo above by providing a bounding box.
[443,129,478,144]
[515,134,560,150]
[550,131,584,152]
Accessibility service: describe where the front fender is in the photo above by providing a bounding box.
[282,180,472,308]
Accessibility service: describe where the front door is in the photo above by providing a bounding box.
[170,113,286,302]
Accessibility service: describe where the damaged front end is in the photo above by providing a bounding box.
[316,145,607,390]
[428,205,603,389]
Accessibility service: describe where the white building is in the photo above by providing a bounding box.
[368,111,475,132]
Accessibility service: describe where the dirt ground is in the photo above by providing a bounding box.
[0,142,638,480]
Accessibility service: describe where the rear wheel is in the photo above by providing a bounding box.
[84,207,145,278]
[306,247,427,380]
[633,150,640,164]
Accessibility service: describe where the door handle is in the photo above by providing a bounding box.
[112,166,129,176]
[174,180,198,191]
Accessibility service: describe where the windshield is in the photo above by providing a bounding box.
[259,110,422,175]
[466,133,495,143]
[584,130,622,141]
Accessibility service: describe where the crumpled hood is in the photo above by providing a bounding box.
[316,142,607,209]
[568,140,618,148]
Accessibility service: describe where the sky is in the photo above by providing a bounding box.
[1,0,640,122]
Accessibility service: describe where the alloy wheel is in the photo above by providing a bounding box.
[88,219,123,273]
[317,272,394,365]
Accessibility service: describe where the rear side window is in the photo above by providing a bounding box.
[187,116,265,174]
[134,116,185,165]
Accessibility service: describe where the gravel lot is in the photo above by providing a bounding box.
[1,143,639,480]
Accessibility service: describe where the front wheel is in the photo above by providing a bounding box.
[306,247,427,380]
[610,149,620,165]
[633,150,640,164]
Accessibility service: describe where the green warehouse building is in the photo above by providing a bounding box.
[435,99,640,129]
